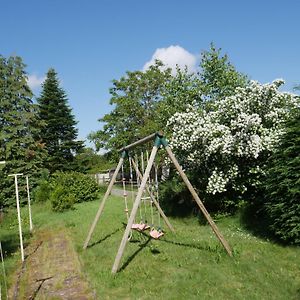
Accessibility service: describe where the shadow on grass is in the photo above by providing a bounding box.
[1,231,31,258]
[140,232,224,253]
[160,237,224,255]
[239,203,277,242]
[119,237,151,272]
[134,231,224,256]
[132,232,223,253]
[87,227,122,248]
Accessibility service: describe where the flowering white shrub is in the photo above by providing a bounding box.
[168,79,299,195]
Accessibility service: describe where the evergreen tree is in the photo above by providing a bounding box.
[0,55,45,208]
[37,68,83,173]
[263,109,300,244]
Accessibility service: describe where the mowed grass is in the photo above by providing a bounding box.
[1,195,300,300]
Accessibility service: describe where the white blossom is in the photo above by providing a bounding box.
[168,79,299,194]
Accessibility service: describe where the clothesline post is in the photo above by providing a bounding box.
[8,173,24,262]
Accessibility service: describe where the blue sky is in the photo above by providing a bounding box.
[1,0,299,147]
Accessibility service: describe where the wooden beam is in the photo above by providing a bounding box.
[83,157,124,249]
[130,158,175,233]
[118,133,158,152]
[111,145,158,274]
[165,146,232,257]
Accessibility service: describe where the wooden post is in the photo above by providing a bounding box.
[8,173,25,261]
[130,158,175,233]
[83,158,124,249]
[111,145,158,274]
[165,146,232,257]
[26,176,33,232]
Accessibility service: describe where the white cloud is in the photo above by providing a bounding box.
[27,74,45,90]
[143,45,198,75]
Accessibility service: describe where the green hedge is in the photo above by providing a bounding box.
[33,171,102,212]
[262,110,300,245]
[51,171,100,204]
[50,184,75,212]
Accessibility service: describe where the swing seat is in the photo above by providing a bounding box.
[132,223,150,231]
[131,223,140,230]
[150,229,164,239]
[138,223,150,231]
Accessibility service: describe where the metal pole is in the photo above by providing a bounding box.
[8,174,24,262]
[26,176,33,232]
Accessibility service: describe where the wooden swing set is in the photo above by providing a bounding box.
[83,132,232,274]
[121,151,167,239]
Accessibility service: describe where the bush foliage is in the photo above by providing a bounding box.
[262,110,300,244]
[51,171,100,204]
[50,185,75,212]
[168,80,299,212]
[33,171,101,212]
[159,173,195,217]
[33,179,52,203]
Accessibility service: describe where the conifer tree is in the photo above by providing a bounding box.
[0,55,45,207]
[264,110,300,244]
[37,68,83,173]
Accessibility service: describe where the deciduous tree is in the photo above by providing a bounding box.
[89,60,172,153]
[168,79,299,211]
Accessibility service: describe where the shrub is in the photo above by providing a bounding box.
[159,174,195,217]
[50,185,75,212]
[167,79,299,212]
[51,171,100,203]
[43,171,102,211]
[159,170,241,217]
[33,179,51,202]
[32,169,51,203]
[262,110,300,244]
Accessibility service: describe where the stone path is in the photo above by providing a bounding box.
[10,228,96,300]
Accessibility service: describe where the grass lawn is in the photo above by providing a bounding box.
[1,194,300,299]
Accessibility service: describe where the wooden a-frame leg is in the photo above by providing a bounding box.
[130,158,175,233]
[83,157,124,249]
[165,146,232,257]
[111,146,158,274]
